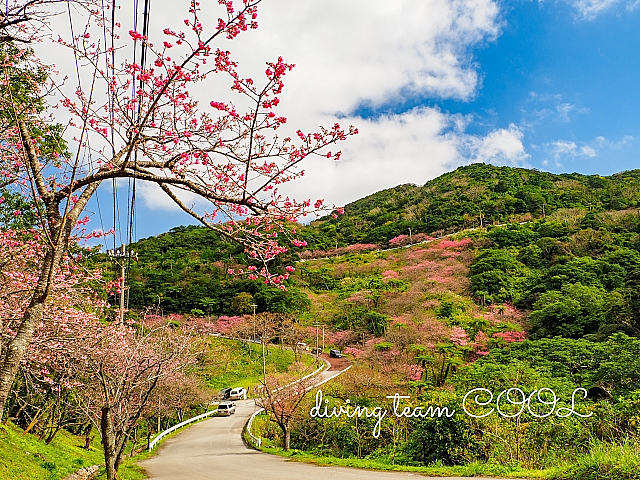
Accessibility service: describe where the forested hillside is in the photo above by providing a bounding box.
[103,225,309,316]
[110,164,640,317]
[300,163,640,248]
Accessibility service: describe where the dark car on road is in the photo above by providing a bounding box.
[217,388,232,400]
[329,349,342,358]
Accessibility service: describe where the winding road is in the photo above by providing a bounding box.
[140,356,524,480]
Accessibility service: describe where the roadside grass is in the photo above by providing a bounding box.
[264,447,548,478]
[546,442,640,480]
[0,420,150,480]
[254,441,640,480]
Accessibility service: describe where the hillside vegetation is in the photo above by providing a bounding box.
[109,164,640,318]
[8,163,640,478]
[300,163,640,247]
[256,218,640,478]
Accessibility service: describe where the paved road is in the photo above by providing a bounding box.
[140,358,525,480]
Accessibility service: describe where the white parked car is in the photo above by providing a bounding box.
[229,387,247,400]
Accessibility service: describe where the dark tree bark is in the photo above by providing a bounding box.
[101,407,117,480]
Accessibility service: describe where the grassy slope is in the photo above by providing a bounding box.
[199,338,315,393]
[264,444,640,480]
[0,420,155,480]
[0,421,102,480]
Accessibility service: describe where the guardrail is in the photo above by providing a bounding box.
[149,408,219,450]
[281,356,328,390]
[245,407,264,448]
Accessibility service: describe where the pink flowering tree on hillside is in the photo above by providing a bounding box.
[0,228,103,441]
[0,0,356,419]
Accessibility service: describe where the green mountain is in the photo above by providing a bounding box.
[300,163,640,248]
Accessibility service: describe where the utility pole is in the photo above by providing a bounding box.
[108,244,136,323]
[119,245,125,323]
[251,303,257,335]
[322,325,325,352]
[314,322,320,366]
[252,304,266,383]
[409,227,412,244]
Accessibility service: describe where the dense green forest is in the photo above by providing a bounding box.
[469,215,640,339]
[99,225,309,316]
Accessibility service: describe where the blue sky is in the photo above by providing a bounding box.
[354,0,640,175]
[80,0,640,244]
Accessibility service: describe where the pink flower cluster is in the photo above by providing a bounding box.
[343,346,364,358]
[382,269,399,279]
[406,364,424,381]
[439,238,472,250]
[216,315,246,334]
[389,233,434,248]
[449,326,469,346]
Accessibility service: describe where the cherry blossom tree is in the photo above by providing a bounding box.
[0,0,356,419]
[83,322,197,480]
[0,227,102,440]
[254,362,313,451]
[0,0,99,44]
[0,228,202,477]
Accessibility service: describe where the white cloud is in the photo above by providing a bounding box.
[220,0,501,120]
[546,140,597,159]
[556,102,589,122]
[275,110,528,209]
[594,135,635,149]
[523,92,588,127]
[457,123,530,167]
[132,0,506,210]
[549,140,579,158]
[564,0,639,19]
[572,0,620,19]
[544,135,634,165]
[580,145,597,157]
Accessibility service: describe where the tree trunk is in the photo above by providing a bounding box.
[283,425,291,451]
[83,423,93,450]
[0,302,44,421]
[101,407,117,480]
